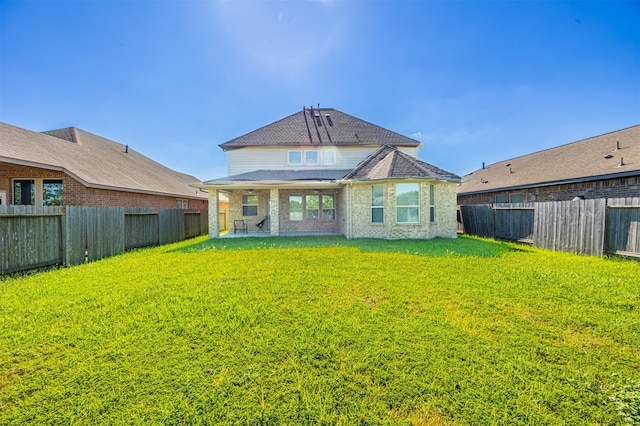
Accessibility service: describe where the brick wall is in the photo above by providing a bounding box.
[457,176,640,205]
[1,162,207,209]
[349,181,458,240]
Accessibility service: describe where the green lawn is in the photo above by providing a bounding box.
[1,236,639,425]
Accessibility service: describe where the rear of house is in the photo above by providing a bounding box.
[195,107,461,239]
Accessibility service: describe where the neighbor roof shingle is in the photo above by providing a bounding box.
[219,108,422,150]
[458,125,640,195]
[0,122,207,199]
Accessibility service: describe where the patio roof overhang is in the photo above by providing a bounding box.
[191,180,344,191]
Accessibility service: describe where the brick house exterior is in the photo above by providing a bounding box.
[195,107,461,239]
[1,122,208,209]
[457,125,640,205]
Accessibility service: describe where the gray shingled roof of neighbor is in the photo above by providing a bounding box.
[344,145,461,182]
[0,122,207,199]
[219,107,422,150]
[457,124,640,195]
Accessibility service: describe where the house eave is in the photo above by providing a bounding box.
[2,156,207,200]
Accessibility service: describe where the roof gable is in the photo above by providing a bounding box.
[344,145,461,182]
[220,107,421,150]
[0,122,206,199]
[458,125,640,195]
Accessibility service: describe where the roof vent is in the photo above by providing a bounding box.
[604,154,613,159]
[325,114,333,126]
[620,157,625,167]
[616,141,620,150]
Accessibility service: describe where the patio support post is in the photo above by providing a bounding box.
[208,189,220,238]
[269,188,279,236]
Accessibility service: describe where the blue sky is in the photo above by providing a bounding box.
[1,0,639,181]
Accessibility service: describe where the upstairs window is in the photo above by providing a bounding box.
[305,151,319,165]
[321,151,335,165]
[288,151,302,165]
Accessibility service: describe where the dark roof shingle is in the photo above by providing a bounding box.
[458,125,640,195]
[220,108,421,150]
[344,145,461,182]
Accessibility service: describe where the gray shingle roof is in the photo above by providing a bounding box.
[0,122,207,199]
[203,169,351,185]
[458,125,640,195]
[344,145,461,182]
[220,107,421,150]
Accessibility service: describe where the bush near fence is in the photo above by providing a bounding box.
[459,198,640,257]
[0,206,208,274]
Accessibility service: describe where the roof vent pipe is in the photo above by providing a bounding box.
[482,162,485,169]
[616,141,620,150]
[620,157,625,166]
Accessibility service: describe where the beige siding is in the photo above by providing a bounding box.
[227,146,419,175]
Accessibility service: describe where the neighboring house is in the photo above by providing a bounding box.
[457,125,640,205]
[0,122,208,209]
[195,107,461,239]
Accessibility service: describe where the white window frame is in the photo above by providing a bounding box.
[371,184,384,224]
[288,151,302,165]
[304,151,319,165]
[321,150,336,165]
[396,183,420,224]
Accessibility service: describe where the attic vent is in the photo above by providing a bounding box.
[325,114,333,126]
[314,113,322,126]
[604,154,613,159]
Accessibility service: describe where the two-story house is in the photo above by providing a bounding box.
[196,107,461,240]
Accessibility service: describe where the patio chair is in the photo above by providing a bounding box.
[234,219,248,235]
[256,217,267,232]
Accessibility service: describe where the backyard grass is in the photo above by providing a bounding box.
[0,235,639,425]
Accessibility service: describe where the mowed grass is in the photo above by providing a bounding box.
[1,236,639,425]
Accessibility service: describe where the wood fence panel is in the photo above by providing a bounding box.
[184,211,202,239]
[460,204,494,237]
[494,204,534,242]
[158,209,185,245]
[201,209,209,235]
[605,198,640,256]
[85,207,125,262]
[0,205,64,273]
[534,199,606,256]
[125,209,159,249]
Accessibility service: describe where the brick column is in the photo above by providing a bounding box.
[269,188,279,236]
[208,189,220,238]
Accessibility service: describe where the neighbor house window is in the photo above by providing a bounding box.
[429,184,435,223]
[13,179,35,205]
[176,199,189,209]
[495,194,508,204]
[510,193,524,203]
[372,184,384,223]
[289,195,303,220]
[242,194,258,216]
[42,180,63,206]
[322,194,335,220]
[396,183,419,223]
[321,150,336,165]
[305,151,319,165]
[288,151,302,165]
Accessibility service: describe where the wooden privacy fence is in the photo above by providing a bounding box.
[1,206,208,274]
[459,198,639,257]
